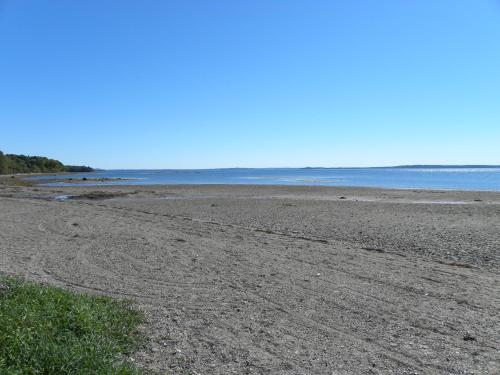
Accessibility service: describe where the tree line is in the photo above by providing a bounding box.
[0,151,93,175]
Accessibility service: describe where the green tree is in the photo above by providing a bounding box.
[0,151,92,175]
[0,151,7,174]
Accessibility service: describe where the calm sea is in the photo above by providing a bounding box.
[29,168,500,191]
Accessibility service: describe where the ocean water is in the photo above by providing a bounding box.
[28,168,500,191]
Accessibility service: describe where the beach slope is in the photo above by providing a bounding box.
[0,184,498,373]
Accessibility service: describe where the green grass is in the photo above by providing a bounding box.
[0,277,144,374]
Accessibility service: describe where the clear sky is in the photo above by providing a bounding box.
[1,1,500,169]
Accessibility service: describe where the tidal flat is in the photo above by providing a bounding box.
[1,182,499,374]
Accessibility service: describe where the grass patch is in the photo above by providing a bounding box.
[0,277,144,374]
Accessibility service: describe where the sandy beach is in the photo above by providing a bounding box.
[1,183,499,374]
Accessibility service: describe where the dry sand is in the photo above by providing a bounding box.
[0,183,499,374]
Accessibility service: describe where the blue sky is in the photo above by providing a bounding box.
[1,1,499,168]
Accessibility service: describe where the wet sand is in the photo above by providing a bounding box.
[0,183,499,374]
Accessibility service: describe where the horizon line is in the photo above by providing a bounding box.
[90,164,500,171]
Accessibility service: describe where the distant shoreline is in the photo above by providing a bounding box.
[6,165,499,173]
